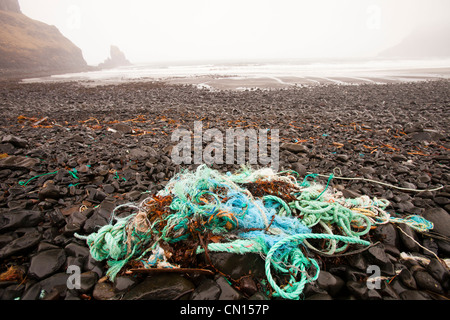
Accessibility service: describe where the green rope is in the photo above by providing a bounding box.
[264,233,370,300]
[263,195,292,216]
[314,173,334,200]
[68,169,79,179]
[18,171,58,186]
[19,168,80,186]
[389,215,434,233]
[196,233,370,300]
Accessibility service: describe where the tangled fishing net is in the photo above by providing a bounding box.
[76,165,433,300]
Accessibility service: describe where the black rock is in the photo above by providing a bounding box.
[346,254,368,271]
[291,162,307,176]
[83,212,108,234]
[64,242,90,259]
[0,234,16,248]
[397,224,421,253]
[410,130,444,142]
[2,134,28,148]
[0,230,41,259]
[336,154,349,162]
[65,210,88,230]
[1,283,25,300]
[103,184,115,194]
[426,258,450,289]
[413,270,445,294]
[216,276,243,300]
[202,252,265,280]
[113,123,133,134]
[28,248,67,280]
[379,282,401,300]
[84,255,104,277]
[384,244,401,258]
[306,293,333,300]
[78,271,99,294]
[281,143,308,154]
[398,268,417,290]
[422,238,439,258]
[0,210,43,232]
[303,281,327,298]
[0,155,38,170]
[238,276,258,297]
[92,282,116,300]
[113,276,139,293]
[399,290,432,300]
[37,272,70,298]
[248,292,270,300]
[346,281,368,300]
[316,270,345,297]
[47,209,66,227]
[122,274,195,300]
[364,245,395,276]
[190,278,221,300]
[21,282,43,300]
[66,256,85,271]
[38,184,61,201]
[422,207,450,238]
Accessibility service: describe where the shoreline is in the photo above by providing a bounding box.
[13,65,450,91]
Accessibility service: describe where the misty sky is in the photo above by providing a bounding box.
[19,0,450,65]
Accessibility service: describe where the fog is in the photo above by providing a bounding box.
[19,0,450,65]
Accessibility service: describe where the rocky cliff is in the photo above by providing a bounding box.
[0,0,20,13]
[0,0,89,78]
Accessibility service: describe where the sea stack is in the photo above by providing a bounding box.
[98,45,132,69]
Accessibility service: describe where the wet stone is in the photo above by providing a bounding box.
[21,282,43,300]
[0,230,41,259]
[113,276,139,293]
[413,270,445,294]
[28,249,67,280]
[93,282,116,300]
[190,278,221,300]
[78,271,99,294]
[216,276,243,300]
[316,271,345,297]
[38,184,61,201]
[346,281,368,300]
[399,290,432,300]
[238,276,258,297]
[0,210,43,232]
[37,273,69,297]
[372,223,399,247]
[426,258,450,290]
[364,245,395,276]
[280,143,308,154]
[1,284,25,300]
[397,224,421,253]
[202,253,265,280]
[122,274,195,300]
[248,292,270,300]
[84,255,104,278]
[422,207,450,238]
[398,269,417,290]
[306,293,333,300]
[64,242,90,259]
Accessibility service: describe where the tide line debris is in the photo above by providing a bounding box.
[76,165,435,300]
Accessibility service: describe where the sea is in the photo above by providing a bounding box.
[22,58,450,90]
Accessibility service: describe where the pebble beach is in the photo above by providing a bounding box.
[0,78,449,301]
